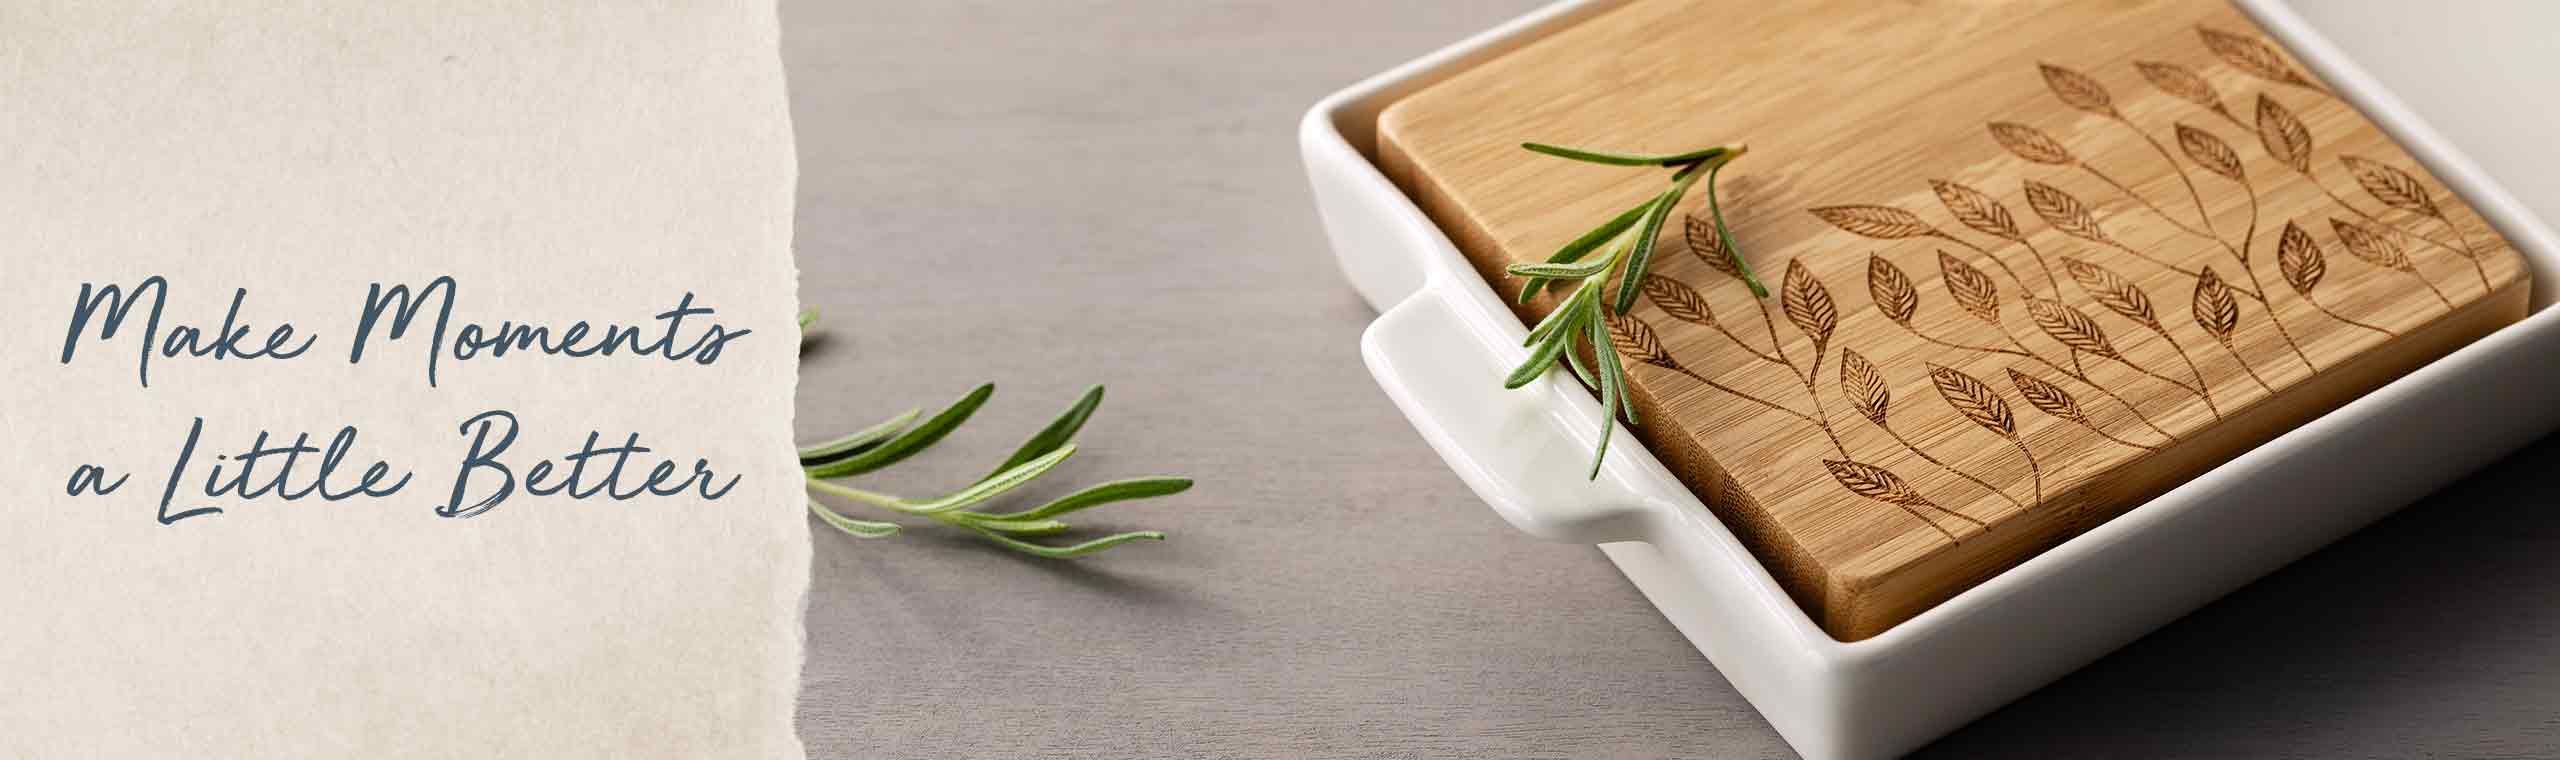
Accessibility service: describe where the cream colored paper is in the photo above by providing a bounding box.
[0,2,805,757]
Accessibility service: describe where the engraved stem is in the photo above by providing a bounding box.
[2081,420,2166,454]
[1654,325,1848,459]
[2016,235,2067,303]
[1898,315,2180,444]
[2236,178,2318,373]
[1878,423,2017,516]
[2211,106,2247,133]
[1710,319,1787,367]
[2434,211,2493,294]
[1754,298,1798,385]
[1797,351,1848,459]
[2212,335,2277,396]
[1895,504,1961,541]
[1893,320,2034,358]
[2118,114,2221,240]
[2150,323,2220,418]
[2414,270,2454,311]
[1732,296,1849,458]
[1667,365,1825,431]
[1997,327,2176,441]
[1934,230,2044,301]
[2081,163,2216,244]
[2093,237,2266,303]
[2305,294,2397,338]
[2101,350,2207,402]
[2005,433,2043,506]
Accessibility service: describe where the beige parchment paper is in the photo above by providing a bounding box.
[0,2,806,757]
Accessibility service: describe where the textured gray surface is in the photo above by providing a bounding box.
[785,2,2560,757]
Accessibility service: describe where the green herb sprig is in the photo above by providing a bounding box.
[1506,142,1763,479]
[798,309,1189,557]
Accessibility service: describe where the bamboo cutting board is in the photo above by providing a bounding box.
[1376,0,2531,640]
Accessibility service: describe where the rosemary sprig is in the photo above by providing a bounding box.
[1507,142,1761,478]
[797,309,1188,557]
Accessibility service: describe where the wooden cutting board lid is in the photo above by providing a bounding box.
[1374,0,2531,640]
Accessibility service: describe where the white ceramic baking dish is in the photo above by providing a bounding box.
[1300,2,2560,758]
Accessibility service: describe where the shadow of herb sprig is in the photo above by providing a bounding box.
[797,309,1190,557]
[1507,142,1759,478]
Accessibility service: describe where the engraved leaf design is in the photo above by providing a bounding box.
[2038,62,2117,117]
[2023,179,2109,243]
[2027,297,2120,358]
[1928,362,2017,437]
[1782,259,1838,354]
[2193,266,2240,345]
[1604,314,1678,369]
[2254,95,2313,174]
[2175,123,2244,181]
[1867,254,1919,325]
[2340,155,2439,217]
[2277,220,2327,295]
[2006,368,2089,425]
[1988,122,2075,165]
[1938,250,2001,324]
[1641,274,1715,327]
[2330,217,2413,272]
[1840,348,1892,426]
[1809,205,1935,239]
[2200,25,2317,90]
[1685,213,1745,280]
[1823,459,1937,508]
[2061,256,2162,330]
[2136,60,2227,116]
[1930,179,2022,241]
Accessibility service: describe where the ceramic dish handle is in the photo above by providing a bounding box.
[1360,279,1657,544]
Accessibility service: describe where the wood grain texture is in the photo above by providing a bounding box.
[1375,0,2532,640]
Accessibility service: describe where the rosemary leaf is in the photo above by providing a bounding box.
[806,477,937,515]
[1613,196,1673,312]
[1522,283,1595,347]
[1563,341,1600,391]
[1586,315,1623,479]
[1506,324,1579,389]
[1595,316,1636,427]
[984,384,1104,480]
[968,528,1167,559]
[1506,258,1616,279]
[909,444,1077,514]
[987,477,1194,521]
[952,514,1073,536]
[1522,142,1729,167]
[1519,198,1651,302]
[804,383,994,478]
[808,500,901,538]
[1704,160,1770,297]
[798,407,921,464]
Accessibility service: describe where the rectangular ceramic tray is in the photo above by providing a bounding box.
[1300,2,2560,758]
